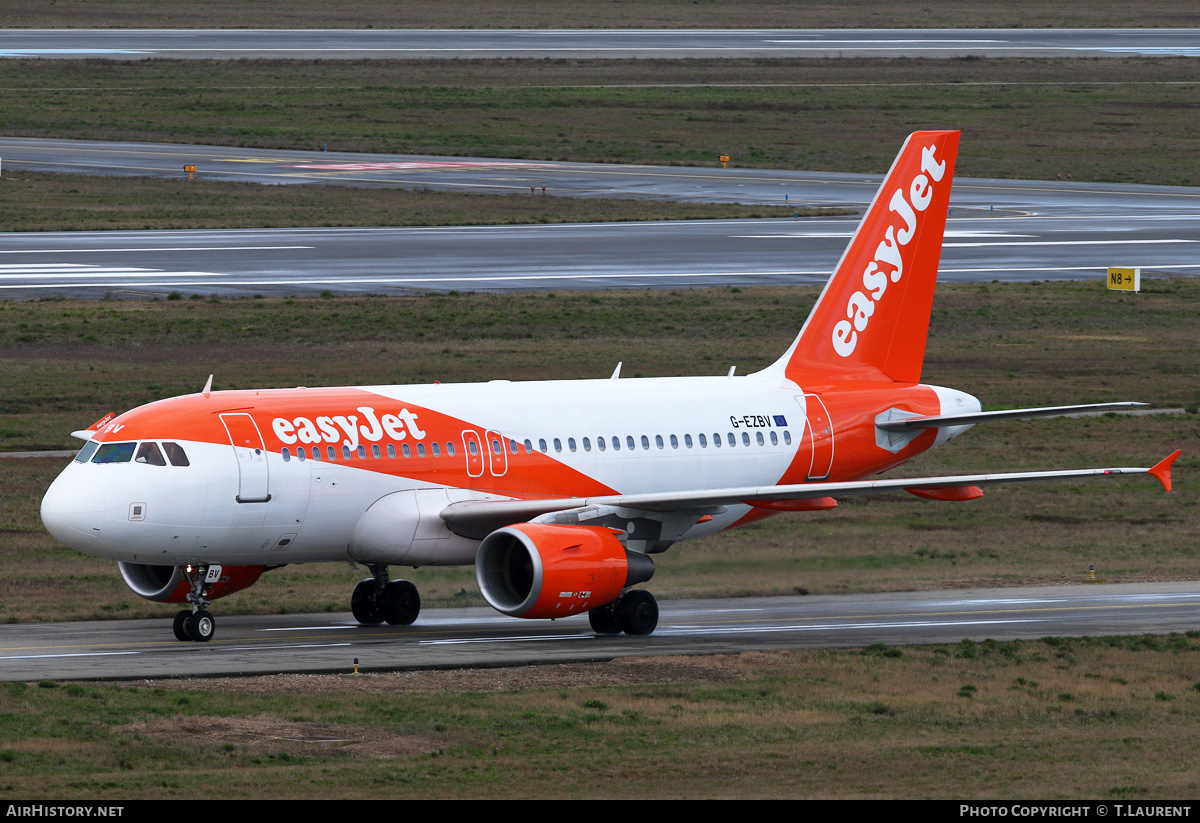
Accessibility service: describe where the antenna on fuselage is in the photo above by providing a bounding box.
[727,366,737,377]
[610,362,622,380]
[202,374,213,398]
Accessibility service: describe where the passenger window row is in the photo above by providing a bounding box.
[282,441,458,463]
[280,430,794,464]
[532,430,792,453]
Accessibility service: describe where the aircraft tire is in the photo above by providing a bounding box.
[351,578,385,625]
[381,580,421,626]
[190,610,215,642]
[617,590,659,636]
[588,602,622,636]
[173,610,194,642]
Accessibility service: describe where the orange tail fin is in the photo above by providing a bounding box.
[765,130,960,385]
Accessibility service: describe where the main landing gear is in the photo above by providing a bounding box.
[173,565,217,642]
[588,589,659,637]
[351,564,421,626]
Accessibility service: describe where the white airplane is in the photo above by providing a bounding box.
[40,131,1179,642]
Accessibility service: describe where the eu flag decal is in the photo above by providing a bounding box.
[773,415,788,426]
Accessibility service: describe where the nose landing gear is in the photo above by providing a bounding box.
[173,607,216,642]
[171,565,217,642]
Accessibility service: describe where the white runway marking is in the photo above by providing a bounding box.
[9,262,1200,291]
[422,633,594,645]
[420,617,1049,646]
[656,617,1048,636]
[0,651,138,660]
[943,239,1197,248]
[764,39,1005,45]
[0,264,229,280]
[0,245,313,255]
[941,599,1069,606]
[0,49,149,57]
[1095,47,1200,56]
[731,235,1193,247]
[284,161,532,171]
[217,643,353,651]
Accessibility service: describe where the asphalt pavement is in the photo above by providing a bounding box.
[4,583,1199,681]
[4,28,1200,60]
[3,138,1199,298]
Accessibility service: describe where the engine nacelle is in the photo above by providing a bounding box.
[475,523,654,619]
[117,562,265,603]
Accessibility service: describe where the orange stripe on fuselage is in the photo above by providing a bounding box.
[728,379,941,529]
[777,378,941,486]
[90,388,618,501]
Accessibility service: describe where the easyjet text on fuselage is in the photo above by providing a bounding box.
[271,406,425,450]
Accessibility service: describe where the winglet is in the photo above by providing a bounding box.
[86,412,115,432]
[1148,449,1181,492]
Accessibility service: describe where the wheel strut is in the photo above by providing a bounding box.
[172,564,217,642]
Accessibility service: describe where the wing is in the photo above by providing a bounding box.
[440,450,1181,541]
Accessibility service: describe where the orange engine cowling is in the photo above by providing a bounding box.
[475,523,654,619]
[117,562,265,603]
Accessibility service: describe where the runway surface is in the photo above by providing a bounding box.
[2,582,1197,682]
[3,28,1200,60]
[3,138,1200,298]
[2,212,1199,299]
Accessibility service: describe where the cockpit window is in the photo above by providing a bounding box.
[135,442,167,466]
[162,442,190,467]
[74,441,100,463]
[92,442,136,464]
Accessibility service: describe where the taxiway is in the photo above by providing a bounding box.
[3,139,1199,298]
[1,213,1198,299]
[4,28,1200,60]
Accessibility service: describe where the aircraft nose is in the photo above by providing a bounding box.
[41,470,106,548]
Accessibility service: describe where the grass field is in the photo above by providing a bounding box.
[3,640,1200,798]
[5,0,1200,29]
[4,57,1200,186]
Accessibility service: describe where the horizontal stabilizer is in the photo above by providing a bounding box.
[876,402,1149,432]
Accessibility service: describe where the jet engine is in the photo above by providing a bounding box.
[117,562,265,603]
[475,523,654,619]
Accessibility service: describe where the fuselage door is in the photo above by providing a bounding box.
[462,430,484,478]
[804,393,835,481]
[220,412,271,502]
[485,430,508,477]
